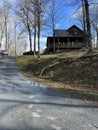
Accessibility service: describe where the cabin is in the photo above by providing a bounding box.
[46,25,87,53]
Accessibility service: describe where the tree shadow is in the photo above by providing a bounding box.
[0,98,97,109]
[0,126,49,130]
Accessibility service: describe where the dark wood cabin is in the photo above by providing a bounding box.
[46,25,86,53]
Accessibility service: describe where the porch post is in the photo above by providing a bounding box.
[58,37,60,52]
[67,37,69,49]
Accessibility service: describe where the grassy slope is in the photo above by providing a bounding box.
[17,50,98,101]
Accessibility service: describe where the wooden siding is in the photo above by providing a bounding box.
[46,25,86,52]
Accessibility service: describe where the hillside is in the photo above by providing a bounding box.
[17,51,98,101]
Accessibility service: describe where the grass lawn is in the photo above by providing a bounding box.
[17,50,98,102]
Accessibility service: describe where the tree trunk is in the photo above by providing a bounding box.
[37,15,40,58]
[96,31,98,49]
[0,30,4,48]
[29,30,32,52]
[14,24,17,55]
[5,17,8,50]
[53,29,55,53]
[37,0,40,58]
[82,0,86,32]
[82,0,87,49]
[34,14,36,56]
[28,24,32,52]
[84,0,93,52]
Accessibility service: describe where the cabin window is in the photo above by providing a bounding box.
[74,29,77,35]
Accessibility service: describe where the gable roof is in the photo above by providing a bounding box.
[54,29,68,37]
[67,25,85,34]
[54,25,85,37]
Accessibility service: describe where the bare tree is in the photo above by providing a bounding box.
[31,0,49,58]
[0,8,5,48]
[3,0,11,50]
[51,0,56,53]
[15,0,34,52]
[45,0,66,53]
[0,0,13,53]
[83,0,93,52]
[69,0,93,51]
[15,0,48,57]
[33,4,37,56]
[37,0,41,58]
[90,3,98,48]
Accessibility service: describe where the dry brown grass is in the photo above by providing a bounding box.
[17,50,98,102]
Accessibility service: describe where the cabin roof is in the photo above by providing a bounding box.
[54,25,85,37]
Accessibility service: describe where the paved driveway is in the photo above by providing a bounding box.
[0,56,98,130]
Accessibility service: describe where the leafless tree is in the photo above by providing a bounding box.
[15,0,49,57]
[2,0,12,50]
[90,3,98,48]
[30,0,49,58]
[68,0,93,51]
[15,0,34,52]
[35,0,41,58]
[45,0,66,53]
[83,0,93,52]
[33,1,37,56]
[0,8,5,48]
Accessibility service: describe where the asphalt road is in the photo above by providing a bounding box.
[0,56,98,130]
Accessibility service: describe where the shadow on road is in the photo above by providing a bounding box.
[0,127,48,130]
[0,98,97,108]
